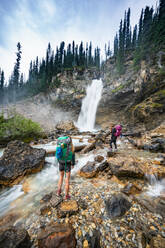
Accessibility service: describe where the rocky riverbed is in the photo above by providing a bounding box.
[0,122,165,248]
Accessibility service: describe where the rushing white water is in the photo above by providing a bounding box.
[0,149,4,158]
[0,150,95,217]
[146,174,165,197]
[77,79,103,131]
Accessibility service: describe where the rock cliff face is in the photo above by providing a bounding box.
[3,54,165,132]
[46,54,165,131]
[97,54,165,130]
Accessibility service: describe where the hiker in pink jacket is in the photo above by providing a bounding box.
[110,124,122,151]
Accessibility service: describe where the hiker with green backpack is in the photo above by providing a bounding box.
[56,136,75,200]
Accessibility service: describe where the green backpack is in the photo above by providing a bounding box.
[56,136,73,162]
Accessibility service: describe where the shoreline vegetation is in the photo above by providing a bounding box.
[0,111,44,145]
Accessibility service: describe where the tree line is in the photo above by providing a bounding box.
[0,41,102,103]
[113,0,165,74]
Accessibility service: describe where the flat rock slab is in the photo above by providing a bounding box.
[58,200,79,217]
[50,194,63,208]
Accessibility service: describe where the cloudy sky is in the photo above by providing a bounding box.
[0,0,157,80]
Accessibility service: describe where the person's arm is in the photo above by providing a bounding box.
[71,143,75,167]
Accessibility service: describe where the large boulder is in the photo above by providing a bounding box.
[55,120,78,132]
[79,160,108,178]
[0,226,31,248]
[105,193,132,218]
[0,140,46,186]
[135,194,165,218]
[37,223,76,248]
[108,154,165,179]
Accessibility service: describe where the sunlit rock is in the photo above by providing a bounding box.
[121,182,142,196]
[55,120,78,132]
[108,155,145,179]
[37,223,76,248]
[57,200,79,218]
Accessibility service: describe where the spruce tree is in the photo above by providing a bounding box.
[13,42,22,89]
[126,8,131,51]
[132,25,137,50]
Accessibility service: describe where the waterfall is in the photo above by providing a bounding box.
[146,174,165,197]
[77,79,103,132]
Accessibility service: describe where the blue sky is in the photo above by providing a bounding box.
[0,0,157,80]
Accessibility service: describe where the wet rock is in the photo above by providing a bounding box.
[84,230,101,248]
[96,161,109,172]
[57,200,79,218]
[105,193,131,218]
[94,155,104,163]
[38,223,76,248]
[74,144,86,152]
[143,143,162,153]
[40,192,53,203]
[157,154,165,165]
[0,213,20,231]
[0,140,46,186]
[78,199,88,210]
[107,151,117,157]
[121,183,142,195]
[79,161,98,178]
[81,142,96,154]
[40,205,51,216]
[0,226,31,248]
[151,138,165,153]
[123,132,142,137]
[150,236,165,248]
[50,193,63,208]
[135,194,165,218]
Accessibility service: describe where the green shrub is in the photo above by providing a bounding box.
[111,84,124,93]
[0,113,43,142]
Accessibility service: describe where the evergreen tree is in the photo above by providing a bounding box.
[59,41,65,69]
[13,42,22,89]
[114,34,119,59]
[79,41,85,66]
[156,0,165,47]
[72,41,75,66]
[88,42,93,66]
[126,8,131,51]
[116,20,125,74]
[132,25,137,49]
[0,70,4,90]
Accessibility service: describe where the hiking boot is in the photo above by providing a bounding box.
[57,189,61,196]
[65,195,71,200]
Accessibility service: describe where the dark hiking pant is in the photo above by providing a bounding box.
[110,136,117,149]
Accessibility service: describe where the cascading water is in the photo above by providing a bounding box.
[77,79,103,131]
[146,174,165,197]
